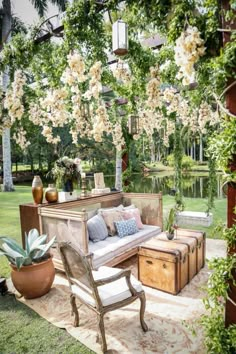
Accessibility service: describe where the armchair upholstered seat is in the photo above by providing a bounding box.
[59,242,148,353]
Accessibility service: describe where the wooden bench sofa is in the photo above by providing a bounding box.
[20,191,163,270]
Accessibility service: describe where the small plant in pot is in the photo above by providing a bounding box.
[165,208,177,240]
[0,229,56,299]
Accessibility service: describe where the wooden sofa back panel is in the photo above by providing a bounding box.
[39,209,88,254]
[122,193,163,229]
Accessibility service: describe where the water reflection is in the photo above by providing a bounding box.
[87,172,224,199]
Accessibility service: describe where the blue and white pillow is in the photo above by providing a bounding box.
[114,217,139,238]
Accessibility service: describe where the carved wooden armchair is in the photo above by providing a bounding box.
[59,242,148,353]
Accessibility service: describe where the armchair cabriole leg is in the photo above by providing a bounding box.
[97,313,107,353]
[70,294,79,327]
[140,293,148,332]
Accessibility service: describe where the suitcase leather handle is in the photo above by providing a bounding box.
[146,260,153,265]
[197,242,202,249]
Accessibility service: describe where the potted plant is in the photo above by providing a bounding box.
[50,156,81,192]
[0,229,56,299]
[165,208,177,240]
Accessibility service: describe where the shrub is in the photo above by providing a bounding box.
[166,154,194,171]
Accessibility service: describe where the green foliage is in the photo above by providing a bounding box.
[200,220,236,353]
[167,154,194,171]
[206,143,218,213]
[213,223,236,251]
[208,118,236,174]
[200,255,236,354]
[165,207,176,235]
[0,229,56,270]
[63,0,108,63]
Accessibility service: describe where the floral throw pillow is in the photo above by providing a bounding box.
[121,208,144,229]
[100,210,123,236]
[114,218,139,238]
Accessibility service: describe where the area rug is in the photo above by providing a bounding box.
[8,239,226,354]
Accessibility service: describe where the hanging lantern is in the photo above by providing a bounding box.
[128,115,139,135]
[112,20,128,56]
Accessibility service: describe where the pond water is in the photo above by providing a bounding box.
[87,171,224,199]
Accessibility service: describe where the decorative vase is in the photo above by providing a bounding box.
[63,179,73,192]
[32,175,43,204]
[10,256,55,299]
[166,232,174,240]
[45,184,58,203]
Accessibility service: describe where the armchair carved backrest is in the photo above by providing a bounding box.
[59,242,102,308]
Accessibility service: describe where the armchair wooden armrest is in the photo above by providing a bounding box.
[94,269,137,296]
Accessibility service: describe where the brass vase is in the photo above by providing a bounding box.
[45,184,58,203]
[32,175,43,204]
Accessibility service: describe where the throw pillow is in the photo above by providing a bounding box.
[100,210,123,236]
[121,208,144,229]
[98,204,124,213]
[123,204,135,210]
[114,218,139,238]
[87,214,108,243]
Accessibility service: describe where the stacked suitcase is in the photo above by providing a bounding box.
[138,228,206,295]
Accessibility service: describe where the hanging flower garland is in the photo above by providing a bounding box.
[4,70,26,126]
[146,66,161,109]
[113,59,131,84]
[92,104,112,142]
[174,26,205,86]
[13,127,30,150]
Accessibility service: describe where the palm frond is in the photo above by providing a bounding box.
[50,0,66,12]
[30,0,48,18]
[12,16,27,34]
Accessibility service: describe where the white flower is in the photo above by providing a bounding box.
[174,26,205,86]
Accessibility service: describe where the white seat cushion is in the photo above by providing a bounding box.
[71,266,143,307]
[89,225,161,268]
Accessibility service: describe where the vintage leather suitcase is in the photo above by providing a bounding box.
[157,233,197,282]
[174,228,206,272]
[138,238,188,295]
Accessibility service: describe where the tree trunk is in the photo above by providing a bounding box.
[151,140,155,163]
[2,0,14,191]
[115,149,122,191]
[199,134,203,162]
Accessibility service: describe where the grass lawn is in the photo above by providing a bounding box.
[0,294,94,354]
[0,185,227,354]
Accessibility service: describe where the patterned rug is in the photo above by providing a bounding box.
[8,239,226,354]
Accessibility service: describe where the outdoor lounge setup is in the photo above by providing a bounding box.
[17,190,209,352]
[20,191,163,270]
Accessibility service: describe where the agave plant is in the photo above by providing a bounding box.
[0,229,56,270]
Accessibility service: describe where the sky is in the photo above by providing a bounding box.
[11,0,59,26]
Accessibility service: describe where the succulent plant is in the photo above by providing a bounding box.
[0,229,56,270]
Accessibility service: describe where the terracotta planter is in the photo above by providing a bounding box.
[10,256,55,299]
